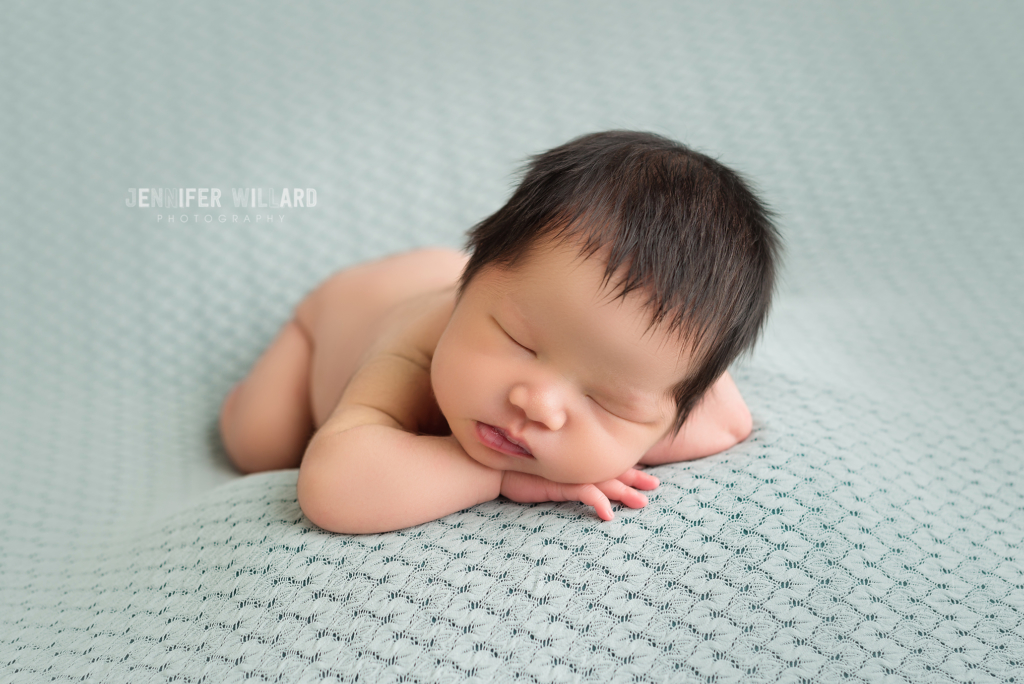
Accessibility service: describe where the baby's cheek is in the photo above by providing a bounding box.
[549,432,628,484]
[430,339,483,451]
[430,337,461,417]
[585,431,647,482]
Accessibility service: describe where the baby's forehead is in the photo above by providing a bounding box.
[515,242,681,336]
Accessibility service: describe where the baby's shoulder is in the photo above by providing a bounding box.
[372,286,458,362]
[329,287,456,435]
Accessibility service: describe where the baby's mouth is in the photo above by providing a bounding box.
[476,422,534,458]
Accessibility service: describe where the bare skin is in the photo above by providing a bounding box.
[219,245,752,532]
[219,247,470,474]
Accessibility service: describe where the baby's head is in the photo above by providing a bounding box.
[431,131,780,484]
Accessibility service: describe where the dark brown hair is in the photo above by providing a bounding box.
[458,130,781,435]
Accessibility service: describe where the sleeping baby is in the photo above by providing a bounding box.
[219,130,781,534]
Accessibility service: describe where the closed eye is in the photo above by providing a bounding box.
[588,394,649,424]
[506,331,534,354]
[587,394,618,418]
[495,318,534,354]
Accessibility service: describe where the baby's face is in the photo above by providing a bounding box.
[431,236,689,484]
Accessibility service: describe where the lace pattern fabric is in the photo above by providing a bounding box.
[0,2,1021,681]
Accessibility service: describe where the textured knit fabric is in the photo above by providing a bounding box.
[1,2,1022,682]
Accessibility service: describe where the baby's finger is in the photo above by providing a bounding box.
[600,479,648,509]
[567,483,614,521]
[617,467,660,491]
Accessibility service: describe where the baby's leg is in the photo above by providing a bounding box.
[219,319,314,473]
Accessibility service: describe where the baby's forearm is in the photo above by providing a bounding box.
[297,425,502,534]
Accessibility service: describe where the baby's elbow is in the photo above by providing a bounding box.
[296,440,364,534]
[297,463,341,533]
[298,474,373,535]
[729,403,753,446]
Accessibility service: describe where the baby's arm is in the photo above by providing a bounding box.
[299,409,502,534]
[640,371,752,466]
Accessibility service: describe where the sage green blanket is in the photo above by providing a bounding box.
[1,2,1021,682]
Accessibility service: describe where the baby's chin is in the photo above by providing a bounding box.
[449,429,476,459]
[447,420,491,461]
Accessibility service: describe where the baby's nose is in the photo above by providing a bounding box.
[509,383,567,431]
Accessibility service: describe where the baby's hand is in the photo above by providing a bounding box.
[499,468,660,521]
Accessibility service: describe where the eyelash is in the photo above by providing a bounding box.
[587,394,617,417]
[501,327,534,355]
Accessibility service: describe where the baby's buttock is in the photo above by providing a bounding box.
[294,247,468,428]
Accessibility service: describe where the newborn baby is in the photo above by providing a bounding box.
[219,131,780,533]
